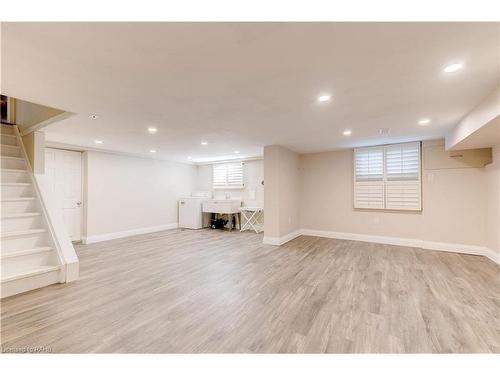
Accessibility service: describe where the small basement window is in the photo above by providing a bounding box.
[353,141,422,211]
[213,162,244,189]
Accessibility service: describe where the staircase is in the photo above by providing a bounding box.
[1,123,66,298]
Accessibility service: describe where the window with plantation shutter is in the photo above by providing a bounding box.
[213,162,244,189]
[353,142,421,211]
[354,147,385,209]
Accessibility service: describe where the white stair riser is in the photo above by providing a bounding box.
[2,252,58,274]
[1,199,39,215]
[1,170,30,183]
[1,215,43,231]
[1,158,27,170]
[1,126,15,135]
[0,146,22,158]
[1,185,34,198]
[1,269,61,298]
[1,233,51,253]
[0,136,17,146]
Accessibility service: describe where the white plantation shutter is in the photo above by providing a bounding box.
[386,143,420,180]
[354,148,384,180]
[353,142,421,211]
[354,147,385,209]
[213,162,244,189]
[385,142,421,210]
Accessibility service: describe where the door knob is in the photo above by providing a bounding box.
[76,201,82,206]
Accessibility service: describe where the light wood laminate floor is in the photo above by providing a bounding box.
[1,229,499,353]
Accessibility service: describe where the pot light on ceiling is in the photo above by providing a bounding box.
[317,94,332,103]
[147,127,157,134]
[443,63,463,73]
[234,150,240,154]
[201,141,208,146]
[343,129,352,136]
[418,118,431,126]
[94,140,103,144]
[149,149,157,153]
[89,114,99,120]
[187,156,193,160]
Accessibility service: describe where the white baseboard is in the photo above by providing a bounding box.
[82,223,178,244]
[263,229,302,246]
[300,229,500,265]
[262,228,500,266]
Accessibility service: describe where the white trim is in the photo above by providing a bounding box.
[300,229,500,265]
[263,229,302,246]
[82,223,178,244]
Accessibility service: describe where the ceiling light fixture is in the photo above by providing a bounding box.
[89,114,99,120]
[318,95,332,103]
[234,150,240,154]
[149,149,157,153]
[148,127,157,134]
[343,129,352,136]
[187,156,193,160]
[201,141,208,146]
[443,63,463,73]
[94,140,103,144]
[418,118,431,126]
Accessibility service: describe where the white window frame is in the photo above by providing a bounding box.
[212,162,244,189]
[353,141,422,211]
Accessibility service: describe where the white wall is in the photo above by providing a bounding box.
[299,143,488,247]
[263,146,300,241]
[196,159,264,206]
[485,146,500,256]
[84,151,196,242]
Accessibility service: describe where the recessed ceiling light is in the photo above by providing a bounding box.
[234,150,240,154]
[148,127,157,134]
[149,149,157,153]
[443,63,463,73]
[187,156,193,160]
[318,95,332,103]
[89,114,99,120]
[343,129,352,136]
[201,141,208,146]
[418,118,431,126]
[94,140,103,144]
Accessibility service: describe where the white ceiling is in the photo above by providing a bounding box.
[1,22,498,163]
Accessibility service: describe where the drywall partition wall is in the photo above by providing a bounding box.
[485,146,500,258]
[196,159,264,206]
[84,151,197,243]
[22,131,46,174]
[263,145,300,244]
[299,141,488,249]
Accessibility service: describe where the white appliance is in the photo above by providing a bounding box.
[178,192,211,229]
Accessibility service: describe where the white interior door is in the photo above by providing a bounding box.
[45,148,83,241]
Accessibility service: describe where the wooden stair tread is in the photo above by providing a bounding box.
[1,228,47,238]
[1,265,60,283]
[0,156,25,161]
[1,168,28,173]
[1,247,53,259]
[1,212,41,219]
[1,197,36,202]
[0,182,31,186]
